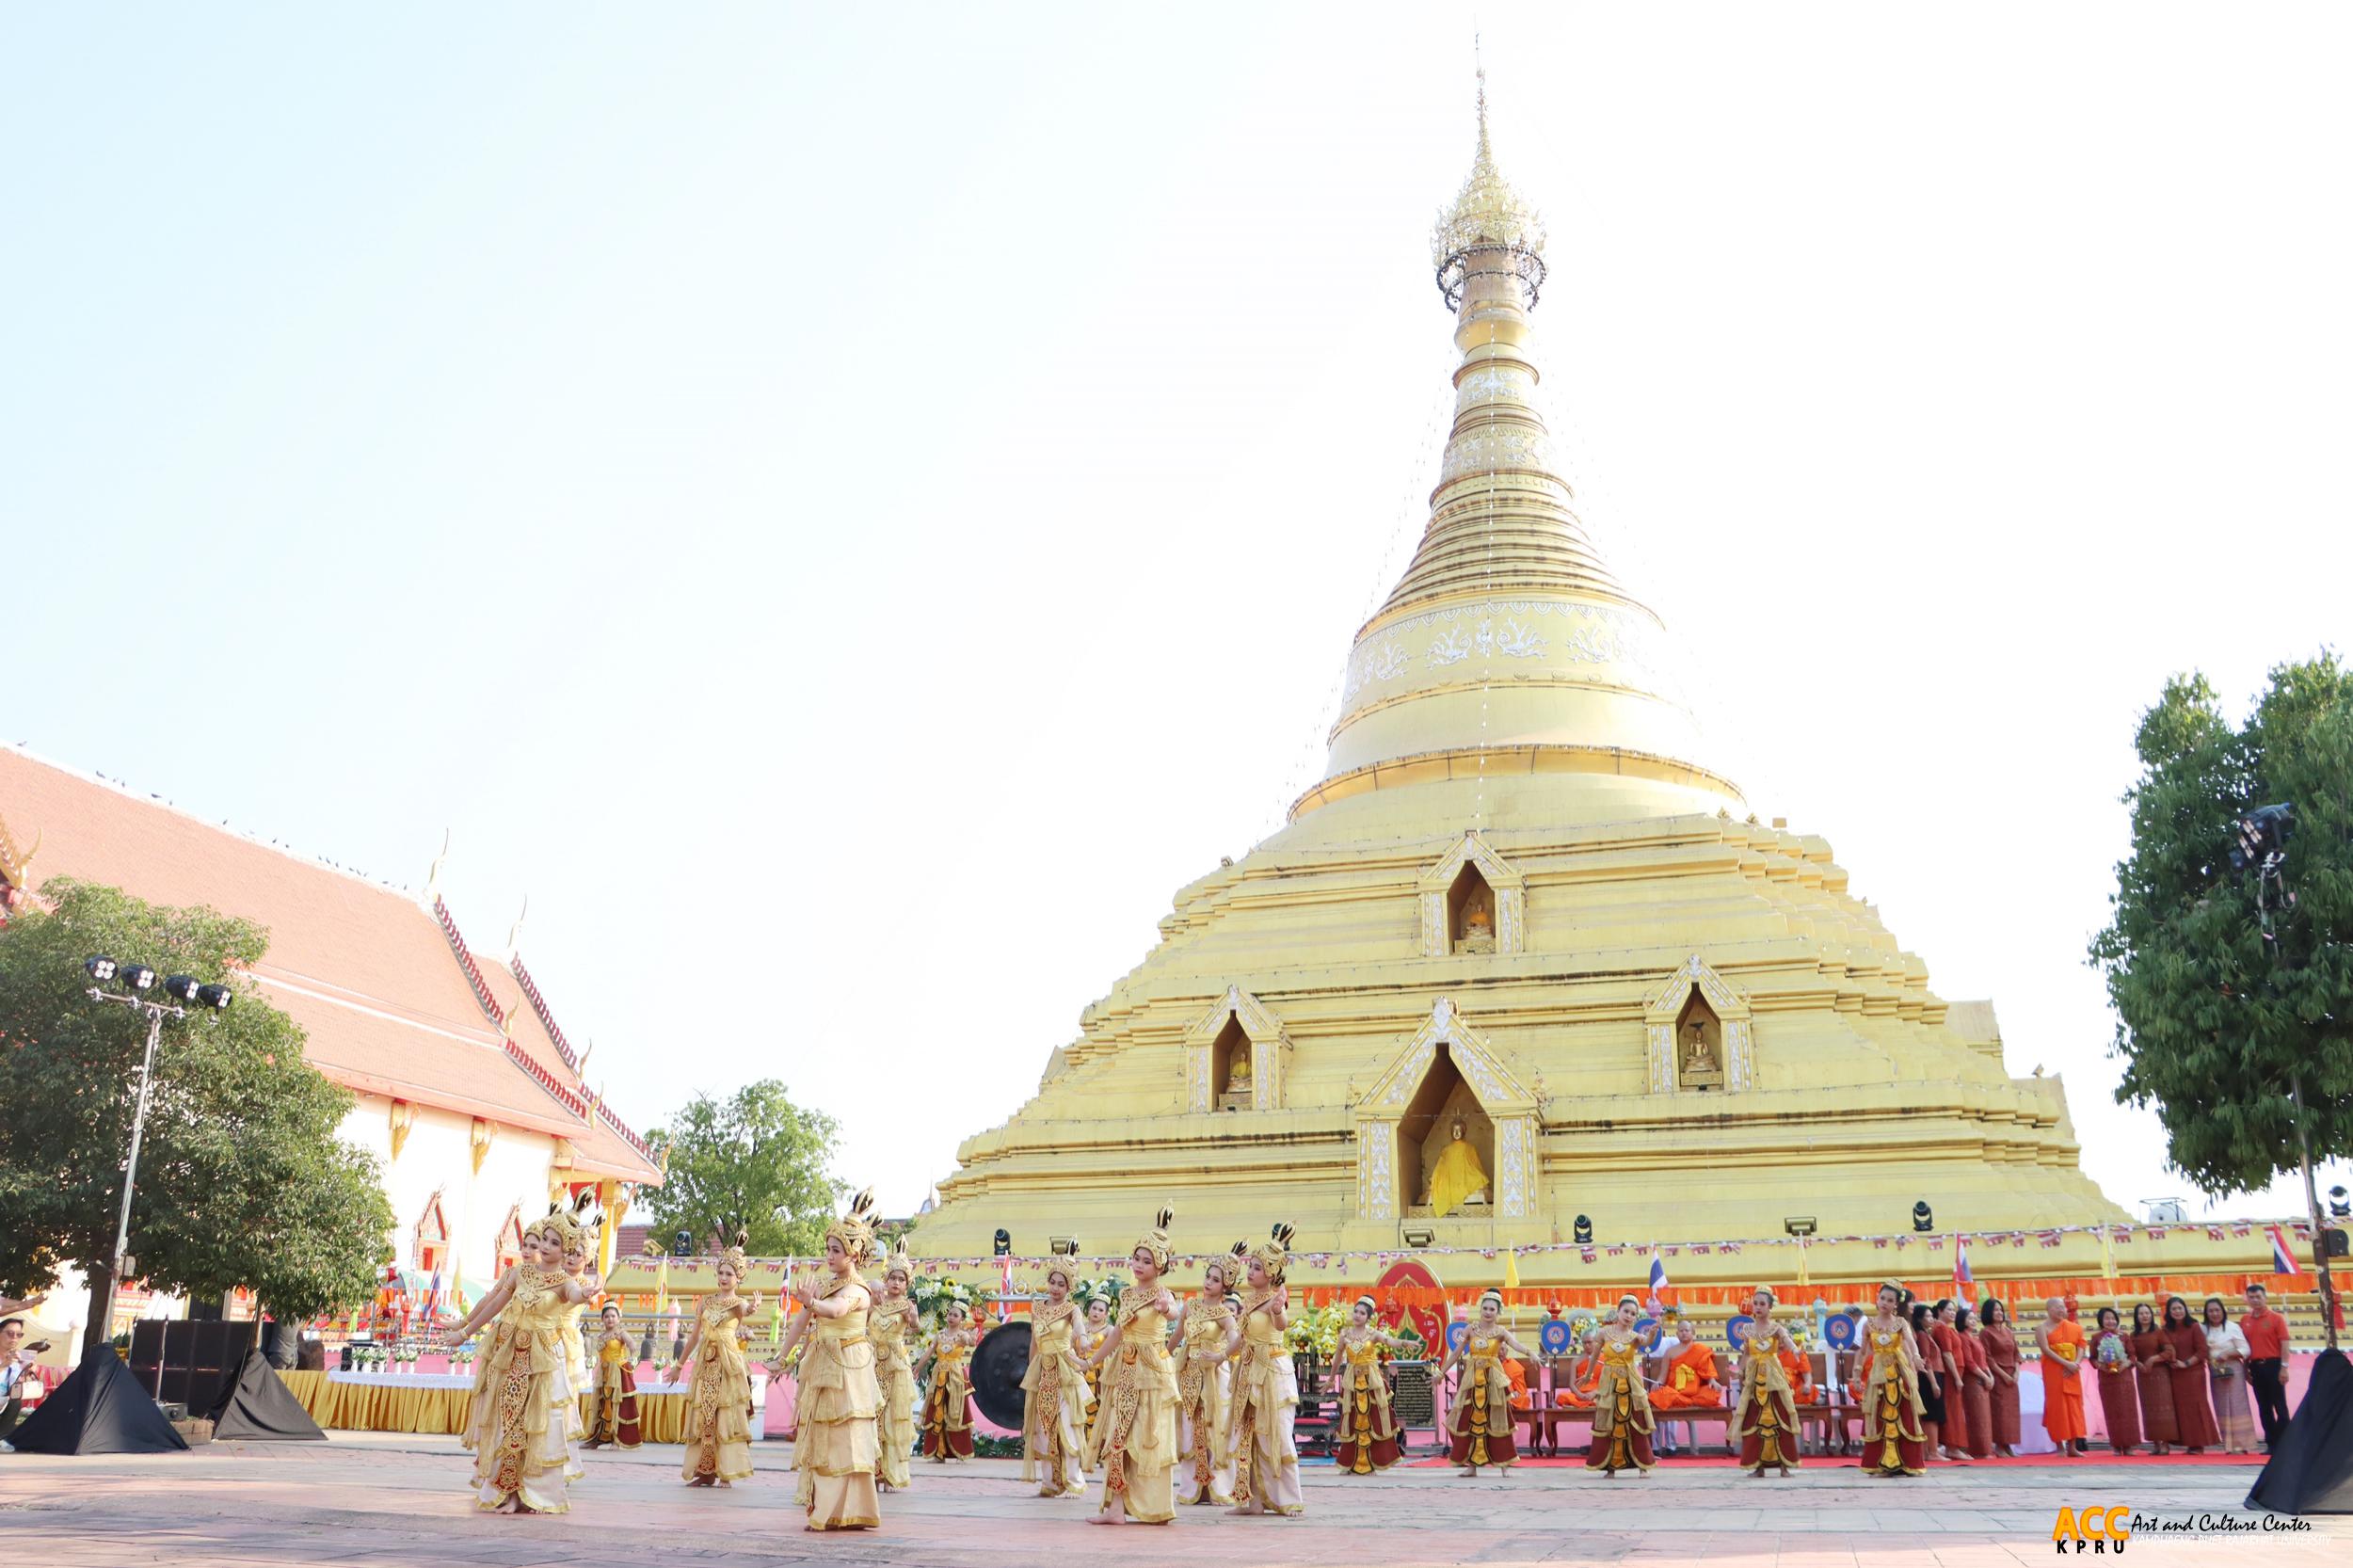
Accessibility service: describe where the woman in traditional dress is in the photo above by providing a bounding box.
[1169,1248,1240,1505]
[1857,1284,1929,1478]
[1079,1208,1182,1526]
[2202,1296,2255,1455]
[1954,1306,1993,1461]
[1928,1300,1971,1463]
[1334,1295,1410,1475]
[786,1191,886,1531]
[915,1296,978,1462]
[1585,1294,1657,1477]
[2160,1295,2218,1453]
[2089,1305,2140,1455]
[557,1208,600,1481]
[2033,1297,2089,1456]
[1732,1287,1801,1477]
[440,1207,601,1513]
[1980,1297,2022,1458]
[1019,1262,1088,1498]
[2129,1301,2179,1453]
[1076,1289,1113,1441]
[666,1233,758,1487]
[1224,1224,1305,1517]
[1905,1304,1945,1464]
[584,1304,642,1450]
[868,1245,919,1494]
[1446,1288,1531,1475]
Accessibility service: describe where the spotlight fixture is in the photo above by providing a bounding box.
[1784,1216,1817,1238]
[2227,802,2295,872]
[1912,1201,1934,1233]
[86,954,119,982]
[1402,1225,1434,1247]
[195,984,232,1010]
[1048,1237,1079,1256]
[121,963,157,992]
[163,975,200,1002]
[2328,1186,2350,1222]
[672,1229,693,1256]
[992,1228,1013,1257]
[1572,1214,1594,1245]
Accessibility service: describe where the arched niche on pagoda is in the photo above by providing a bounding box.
[1184,985,1291,1112]
[412,1187,451,1276]
[1353,998,1540,1223]
[1417,832,1526,957]
[1642,954,1755,1095]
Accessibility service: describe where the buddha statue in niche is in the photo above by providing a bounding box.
[1678,1016,1724,1088]
[1455,885,1497,954]
[1423,1116,1491,1216]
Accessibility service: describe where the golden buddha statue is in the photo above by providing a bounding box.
[1679,1018,1723,1088]
[1455,888,1497,954]
[1424,1117,1490,1216]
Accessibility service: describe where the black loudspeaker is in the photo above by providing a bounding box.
[128,1320,257,1408]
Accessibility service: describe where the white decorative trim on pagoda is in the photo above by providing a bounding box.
[1353,998,1540,1222]
[1641,953,1755,1095]
[1417,831,1527,957]
[1183,984,1292,1112]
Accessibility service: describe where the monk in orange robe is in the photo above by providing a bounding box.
[1557,1331,1601,1409]
[1649,1321,1723,1408]
[1506,1357,1532,1412]
[1780,1343,1818,1404]
[2034,1297,2088,1451]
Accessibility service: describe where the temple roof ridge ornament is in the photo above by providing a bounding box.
[1432,66,1546,311]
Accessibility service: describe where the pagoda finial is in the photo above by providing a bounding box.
[1431,58,1546,312]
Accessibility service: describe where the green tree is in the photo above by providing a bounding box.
[2089,654,2353,1326]
[646,1080,841,1257]
[0,879,395,1355]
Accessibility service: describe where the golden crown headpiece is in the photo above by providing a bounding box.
[1135,1207,1175,1272]
[1249,1223,1295,1287]
[1034,1258,1075,1292]
[1354,1293,1378,1317]
[714,1222,749,1282]
[535,1201,585,1256]
[1203,1242,1245,1290]
[881,1241,913,1284]
[824,1189,879,1266]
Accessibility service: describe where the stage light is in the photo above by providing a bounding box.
[163,975,200,1002]
[1048,1237,1079,1256]
[2328,1186,2349,1221]
[121,963,157,991]
[993,1228,1013,1257]
[1912,1201,1934,1233]
[2227,803,2295,872]
[1402,1225,1433,1247]
[86,954,118,982]
[672,1229,692,1256]
[1784,1216,1817,1237]
[1572,1214,1593,1244]
[196,984,232,1010]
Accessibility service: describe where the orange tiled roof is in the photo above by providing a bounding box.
[0,746,661,1184]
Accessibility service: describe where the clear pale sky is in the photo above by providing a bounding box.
[7,5,2347,1226]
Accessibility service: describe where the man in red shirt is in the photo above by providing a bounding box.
[2241,1284,2292,1451]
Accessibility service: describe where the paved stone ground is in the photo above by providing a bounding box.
[1,1434,2343,1567]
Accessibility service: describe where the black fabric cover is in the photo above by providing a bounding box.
[8,1344,189,1455]
[2249,1348,2353,1514]
[204,1346,325,1441]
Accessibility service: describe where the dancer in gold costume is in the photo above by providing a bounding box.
[1170,1244,1241,1506]
[785,1191,886,1530]
[556,1200,600,1481]
[916,1293,978,1461]
[440,1205,602,1513]
[1076,1288,1113,1438]
[1584,1295,1658,1478]
[1856,1283,1929,1477]
[585,1304,641,1449]
[1019,1262,1088,1497]
[1732,1287,1801,1476]
[1335,1294,1410,1475]
[1224,1224,1304,1518]
[1447,1288,1532,1474]
[866,1244,918,1494]
[666,1231,757,1486]
[1080,1208,1180,1525]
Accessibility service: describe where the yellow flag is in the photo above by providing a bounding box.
[1502,1248,1521,1289]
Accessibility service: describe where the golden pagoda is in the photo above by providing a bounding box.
[921,77,2131,1273]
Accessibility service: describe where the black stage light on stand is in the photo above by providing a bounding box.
[1913,1201,1934,1233]
[195,984,232,1010]
[121,963,157,991]
[163,975,200,1002]
[86,954,119,983]
[993,1228,1013,1257]
[672,1229,692,1256]
[1048,1237,1079,1256]
[2328,1186,2349,1222]
[1572,1214,1593,1245]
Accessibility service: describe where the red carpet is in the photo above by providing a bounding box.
[1402,1450,2263,1468]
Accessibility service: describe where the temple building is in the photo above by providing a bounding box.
[0,745,662,1341]
[922,83,2139,1274]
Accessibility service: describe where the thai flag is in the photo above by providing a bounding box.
[424,1268,442,1317]
[1648,1256,1670,1298]
[999,1255,1016,1320]
[2270,1225,2302,1276]
[1953,1236,1973,1286]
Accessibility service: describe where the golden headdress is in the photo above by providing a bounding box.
[1035,1257,1075,1291]
[881,1240,913,1284]
[1135,1207,1175,1272]
[1479,1287,1504,1311]
[535,1200,584,1256]
[1354,1293,1378,1317]
[1752,1285,1777,1307]
[1204,1240,1245,1290]
[714,1223,749,1282]
[824,1189,879,1267]
[1249,1223,1295,1287]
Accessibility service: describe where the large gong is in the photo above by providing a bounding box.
[970,1320,1031,1432]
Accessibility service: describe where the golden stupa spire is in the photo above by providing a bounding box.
[1432,62,1547,310]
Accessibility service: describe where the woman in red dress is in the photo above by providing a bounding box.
[1732,1287,1802,1476]
[1979,1298,2022,1457]
[2161,1295,2219,1453]
[2129,1302,2179,1454]
[1584,1294,1657,1477]
[1955,1306,1994,1460]
[1929,1299,1971,1463]
[2089,1306,2140,1455]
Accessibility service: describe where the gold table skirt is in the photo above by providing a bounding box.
[273,1370,694,1443]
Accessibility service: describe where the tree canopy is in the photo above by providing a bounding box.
[645,1079,841,1256]
[0,879,394,1352]
[2089,653,2353,1198]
